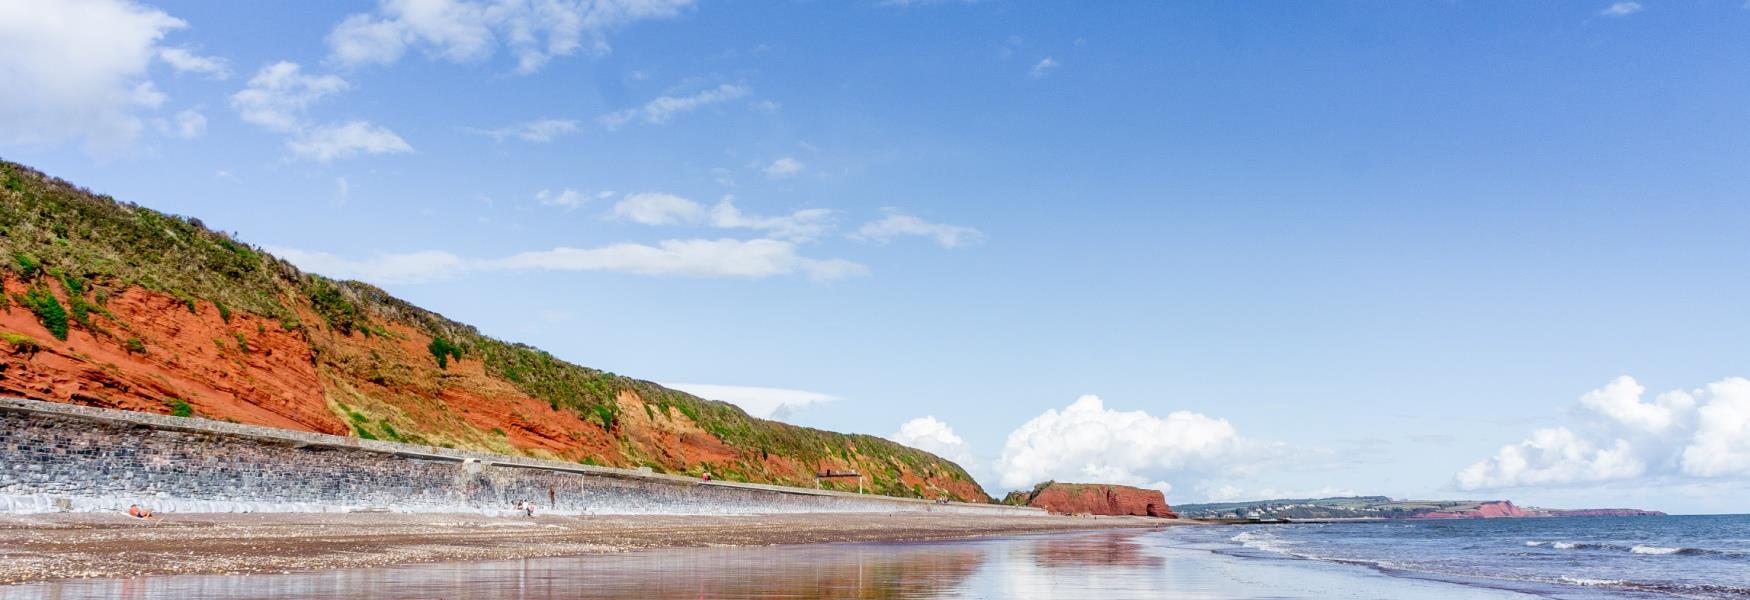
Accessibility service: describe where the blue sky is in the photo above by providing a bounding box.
[4,0,1749,514]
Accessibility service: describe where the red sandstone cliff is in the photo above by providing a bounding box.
[0,159,987,503]
[1418,500,1534,519]
[1018,483,1177,518]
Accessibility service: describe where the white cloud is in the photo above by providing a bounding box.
[612,192,705,225]
[1599,2,1643,17]
[665,383,837,422]
[1578,375,1693,434]
[153,108,206,139]
[287,120,413,162]
[762,157,805,179]
[333,177,350,205]
[268,247,468,284]
[598,83,750,129]
[535,188,593,210]
[231,61,409,161]
[1028,57,1059,79]
[708,198,833,242]
[1679,378,1750,477]
[498,239,866,282]
[274,238,867,284]
[0,0,188,153]
[158,47,230,79]
[611,193,835,242]
[851,209,985,248]
[889,416,977,468]
[993,395,1260,491]
[230,61,349,132]
[1454,427,1644,490]
[1455,376,1750,490]
[466,118,580,142]
[327,0,694,74]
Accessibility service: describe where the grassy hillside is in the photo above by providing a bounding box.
[0,159,986,502]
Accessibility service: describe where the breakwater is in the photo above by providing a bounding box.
[0,397,1040,516]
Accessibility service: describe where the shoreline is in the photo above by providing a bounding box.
[0,511,1187,585]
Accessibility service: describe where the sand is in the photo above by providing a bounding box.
[0,511,1185,585]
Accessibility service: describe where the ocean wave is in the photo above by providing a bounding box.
[1527,540,1728,557]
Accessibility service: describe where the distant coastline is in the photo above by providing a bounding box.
[1175,496,1666,521]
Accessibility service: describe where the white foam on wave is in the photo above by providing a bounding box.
[1525,541,1547,547]
[1551,542,1579,550]
[1629,544,1682,555]
[1559,576,1625,587]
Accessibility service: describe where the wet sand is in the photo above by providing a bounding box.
[0,512,1183,585]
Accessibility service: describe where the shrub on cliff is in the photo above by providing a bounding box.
[14,285,68,340]
[427,336,463,369]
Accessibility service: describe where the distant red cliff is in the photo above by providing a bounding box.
[1414,501,1667,519]
[1009,482,1178,518]
[1418,500,1534,519]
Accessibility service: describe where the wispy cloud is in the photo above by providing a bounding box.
[464,118,581,143]
[326,0,695,74]
[534,188,609,211]
[159,47,230,79]
[1029,57,1059,79]
[611,193,835,242]
[1598,2,1642,17]
[271,238,867,284]
[762,157,805,179]
[598,83,750,129]
[851,209,984,248]
[666,383,839,421]
[286,120,412,162]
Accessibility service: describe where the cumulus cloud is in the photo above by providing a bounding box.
[230,62,349,132]
[851,209,984,248]
[272,238,868,284]
[1599,2,1642,17]
[762,157,805,179]
[0,0,189,153]
[1028,57,1059,79]
[465,118,580,143]
[889,416,977,468]
[158,47,230,79]
[327,0,694,74]
[1455,376,1750,490]
[1679,378,1750,477]
[598,83,750,129]
[664,383,837,422]
[230,62,410,161]
[993,395,1262,491]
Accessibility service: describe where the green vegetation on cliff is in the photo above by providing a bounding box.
[0,158,983,501]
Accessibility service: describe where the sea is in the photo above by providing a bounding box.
[3,515,1744,599]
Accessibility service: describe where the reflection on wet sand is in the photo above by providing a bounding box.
[8,542,986,600]
[3,529,1554,600]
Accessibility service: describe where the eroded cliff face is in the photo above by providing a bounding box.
[1022,483,1177,518]
[0,159,987,503]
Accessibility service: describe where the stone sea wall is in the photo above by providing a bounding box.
[0,398,1041,517]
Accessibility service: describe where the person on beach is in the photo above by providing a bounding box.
[701,471,712,482]
[126,504,159,520]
